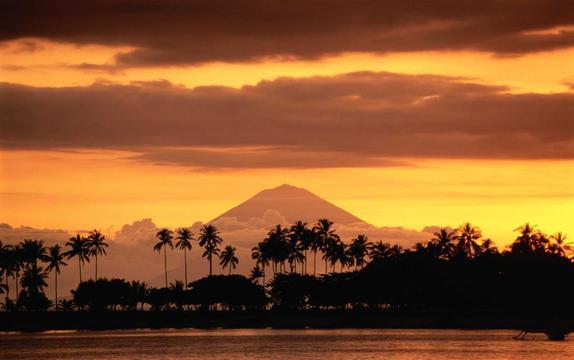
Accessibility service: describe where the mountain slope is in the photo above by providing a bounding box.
[211,184,366,225]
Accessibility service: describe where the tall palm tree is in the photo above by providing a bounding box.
[87,230,108,280]
[456,223,483,259]
[20,239,48,268]
[20,264,48,294]
[264,225,290,274]
[251,243,269,283]
[65,235,91,284]
[175,228,194,287]
[220,245,239,275]
[349,234,370,270]
[198,224,223,276]
[314,219,340,274]
[154,229,174,288]
[289,221,309,274]
[0,243,16,307]
[45,245,67,310]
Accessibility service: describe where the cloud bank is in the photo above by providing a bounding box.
[1,71,572,169]
[2,1,574,67]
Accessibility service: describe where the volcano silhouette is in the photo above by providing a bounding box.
[212,184,366,225]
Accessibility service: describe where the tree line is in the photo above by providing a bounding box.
[0,220,572,313]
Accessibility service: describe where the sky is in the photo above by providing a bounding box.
[1,0,574,248]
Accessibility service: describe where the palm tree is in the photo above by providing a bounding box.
[307,228,322,276]
[314,219,340,274]
[322,237,340,273]
[249,266,264,284]
[198,224,223,276]
[87,230,108,280]
[549,232,572,257]
[430,228,457,259]
[175,228,194,287]
[479,238,498,256]
[264,225,290,274]
[20,239,47,267]
[511,223,545,254]
[251,243,269,283]
[20,264,48,294]
[349,234,371,270]
[456,223,483,259]
[45,245,67,311]
[369,241,401,262]
[0,243,17,307]
[154,229,174,288]
[65,234,91,284]
[220,245,239,275]
[289,221,309,274]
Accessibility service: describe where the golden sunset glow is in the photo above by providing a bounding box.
[1,0,573,253]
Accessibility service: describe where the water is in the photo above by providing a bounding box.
[0,329,572,360]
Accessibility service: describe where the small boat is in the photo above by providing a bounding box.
[514,322,571,341]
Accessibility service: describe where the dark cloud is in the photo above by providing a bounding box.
[2,0,573,67]
[1,71,573,168]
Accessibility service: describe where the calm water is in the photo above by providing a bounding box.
[0,329,572,360]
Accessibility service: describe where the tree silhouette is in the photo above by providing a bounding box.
[198,224,223,276]
[65,234,91,284]
[369,241,402,262]
[87,230,108,280]
[456,223,483,259]
[264,225,290,274]
[20,264,48,294]
[175,228,194,287]
[314,219,339,274]
[20,239,47,267]
[45,245,67,310]
[251,243,269,283]
[430,228,457,259]
[349,234,370,270]
[549,232,572,257]
[249,265,264,285]
[154,229,174,288]
[289,221,309,274]
[220,245,239,275]
[0,243,18,308]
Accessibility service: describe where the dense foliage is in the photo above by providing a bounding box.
[1,221,572,316]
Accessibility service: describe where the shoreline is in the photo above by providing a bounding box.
[2,310,572,333]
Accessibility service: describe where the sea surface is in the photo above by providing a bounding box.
[0,329,572,360]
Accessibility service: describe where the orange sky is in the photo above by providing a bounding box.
[1,2,574,248]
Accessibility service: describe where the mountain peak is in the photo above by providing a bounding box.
[212,184,366,225]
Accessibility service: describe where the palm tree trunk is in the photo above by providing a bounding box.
[228,266,231,275]
[262,264,266,284]
[209,254,213,276]
[78,258,82,283]
[163,245,168,288]
[304,250,307,275]
[184,248,188,288]
[314,250,317,276]
[95,252,98,280]
[54,272,58,311]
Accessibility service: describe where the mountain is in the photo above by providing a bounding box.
[211,184,366,225]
